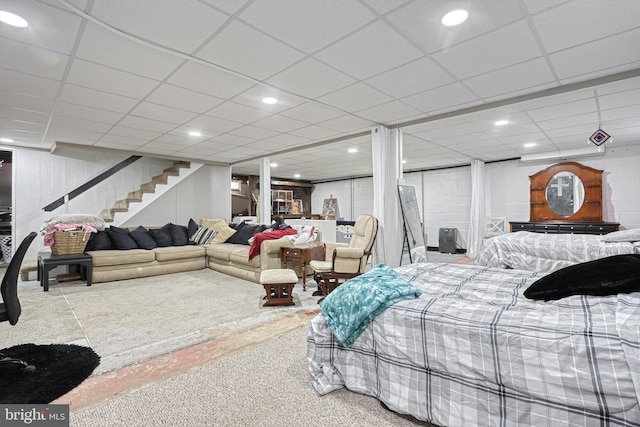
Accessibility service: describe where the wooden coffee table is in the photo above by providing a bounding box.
[280,242,325,291]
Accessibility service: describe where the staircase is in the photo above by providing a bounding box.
[100,161,204,225]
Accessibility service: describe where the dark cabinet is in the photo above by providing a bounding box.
[509,221,619,235]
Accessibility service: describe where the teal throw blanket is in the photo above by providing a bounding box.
[320,264,422,347]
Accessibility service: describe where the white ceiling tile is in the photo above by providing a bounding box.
[56,102,124,125]
[549,28,640,80]
[108,126,161,141]
[463,58,556,98]
[197,21,305,81]
[146,84,223,114]
[117,115,176,133]
[167,62,254,99]
[98,134,147,148]
[230,85,305,114]
[59,84,138,113]
[199,0,249,15]
[527,98,597,121]
[0,119,45,134]
[76,23,183,80]
[129,102,199,125]
[0,38,68,80]
[0,107,48,125]
[432,21,541,80]
[90,0,228,53]
[251,115,308,133]
[315,21,423,80]
[0,69,59,99]
[267,58,355,99]
[533,0,640,53]
[66,59,159,99]
[318,115,374,133]
[206,101,271,123]
[366,58,455,98]
[289,125,345,140]
[522,0,566,15]
[318,83,393,114]
[229,125,278,140]
[155,133,206,146]
[601,105,640,122]
[386,0,523,53]
[261,133,309,147]
[239,0,376,54]
[0,0,82,53]
[184,115,243,134]
[356,101,422,124]
[536,112,599,131]
[49,116,111,133]
[0,90,55,113]
[403,83,480,113]
[279,102,343,124]
[361,0,411,15]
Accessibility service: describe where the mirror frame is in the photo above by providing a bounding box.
[529,161,603,222]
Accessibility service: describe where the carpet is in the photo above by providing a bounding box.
[0,344,100,404]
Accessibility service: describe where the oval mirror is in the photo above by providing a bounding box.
[545,171,585,217]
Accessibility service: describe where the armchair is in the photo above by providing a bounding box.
[0,232,37,373]
[310,215,378,301]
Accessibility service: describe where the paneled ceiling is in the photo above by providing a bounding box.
[1,0,639,182]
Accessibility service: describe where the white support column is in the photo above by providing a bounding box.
[259,158,271,225]
[371,125,404,267]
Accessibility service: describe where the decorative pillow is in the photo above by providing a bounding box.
[109,226,138,250]
[200,218,228,229]
[209,221,237,244]
[226,223,268,245]
[524,254,640,301]
[190,226,217,245]
[167,223,189,246]
[601,228,640,243]
[187,218,199,240]
[129,226,157,250]
[86,230,114,251]
[150,228,173,247]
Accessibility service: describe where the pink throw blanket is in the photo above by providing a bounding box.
[248,229,297,260]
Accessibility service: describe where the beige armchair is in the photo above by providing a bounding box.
[310,214,378,301]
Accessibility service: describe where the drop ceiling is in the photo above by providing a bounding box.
[1,0,639,182]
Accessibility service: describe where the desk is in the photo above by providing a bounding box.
[280,242,325,291]
[38,252,93,292]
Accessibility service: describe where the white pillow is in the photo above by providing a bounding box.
[601,228,640,243]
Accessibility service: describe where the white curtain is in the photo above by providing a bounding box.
[466,159,486,259]
[372,126,404,267]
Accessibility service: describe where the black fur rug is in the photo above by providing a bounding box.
[0,343,100,404]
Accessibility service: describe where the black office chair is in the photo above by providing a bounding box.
[0,232,37,373]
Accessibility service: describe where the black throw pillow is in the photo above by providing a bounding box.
[109,226,138,250]
[150,227,173,247]
[168,223,189,246]
[187,218,199,241]
[226,223,268,245]
[86,231,114,251]
[524,254,640,301]
[129,226,157,250]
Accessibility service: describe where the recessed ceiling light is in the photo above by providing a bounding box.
[348,148,358,153]
[494,120,509,126]
[188,131,201,137]
[0,138,14,143]
[524,142,537,148]
[294,173,301,178]
[270,162,278,167]
[262,97,278,105]
[0,11,28,28]
[441,9,468,26]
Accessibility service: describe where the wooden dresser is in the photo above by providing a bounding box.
[509,221,619,235]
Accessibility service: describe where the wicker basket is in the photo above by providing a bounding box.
[51,231,90,255]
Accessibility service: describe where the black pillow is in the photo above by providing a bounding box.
[524,254,640,301]
[86,231,114,251]
[168,223,189,246]
[150,227,173,247]
[129,226,157,250]
[226,223,268,245]
[109,226,138,250]
[187,218,199,241]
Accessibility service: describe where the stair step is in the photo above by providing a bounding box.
[128,190,144,200]
[162,167,181,176]
[113,199,129,209]
[139,182,156,193]
[152,174,168,185]
[100,209,114,222]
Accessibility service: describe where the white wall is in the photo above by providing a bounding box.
[312,177,373,221]
[14,148,230,260]
[311,147,640,251]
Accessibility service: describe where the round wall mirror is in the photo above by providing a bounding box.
[545,171,585,217]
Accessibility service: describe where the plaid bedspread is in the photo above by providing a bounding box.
[307,263,640,426]
[476,231,637,272]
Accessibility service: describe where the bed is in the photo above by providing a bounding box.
[476,230,640,272]
[307,262,640,426]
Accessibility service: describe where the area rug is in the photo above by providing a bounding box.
[0,344,100,404]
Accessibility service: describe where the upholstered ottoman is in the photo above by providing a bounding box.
[259,269,298,307]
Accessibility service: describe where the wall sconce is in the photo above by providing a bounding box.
[588,128,611,147]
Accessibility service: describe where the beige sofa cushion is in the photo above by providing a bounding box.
[229,246,260,268]
[153,245,206,262]
[88,249,155,267]
[205,243,238,262]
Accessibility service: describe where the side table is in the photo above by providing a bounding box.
[38,252,93,292]
[280,242,325,291]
